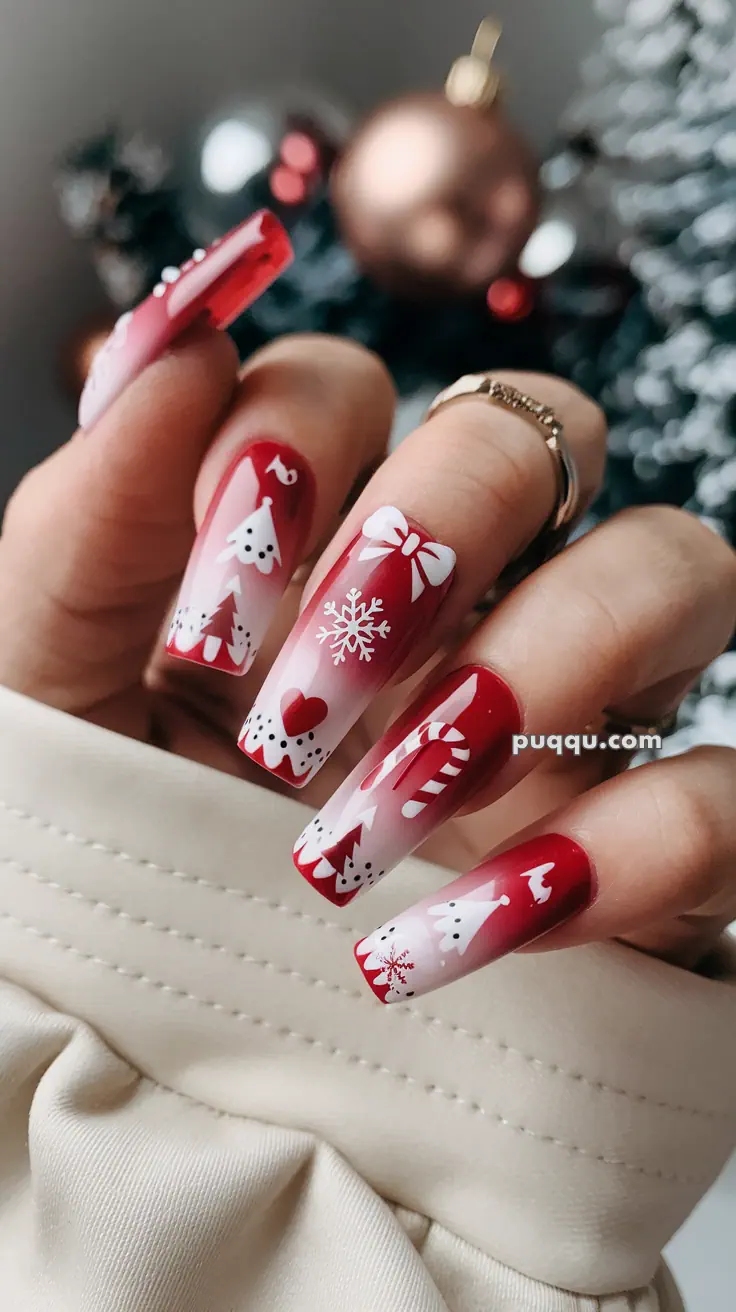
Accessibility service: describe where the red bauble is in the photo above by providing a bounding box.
[487,276,535,321]
[269,166,307,206]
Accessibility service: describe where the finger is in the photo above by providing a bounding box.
[297,505,736,905]
[0,326,240,725]
[78,211,292,430]
[240,373,607,789]
[354,745,736,1002]
[156,334,395,688]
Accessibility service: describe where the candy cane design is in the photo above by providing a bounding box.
[361,721,471,819]
[297,667,520,909]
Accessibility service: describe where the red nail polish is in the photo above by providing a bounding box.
[294,665,519,904]
[355,834,592,1003]
[78,210,292,430]
[239,506,456,787]
[166,440,315,676]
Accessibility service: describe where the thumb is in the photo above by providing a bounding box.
[0,326,238,726]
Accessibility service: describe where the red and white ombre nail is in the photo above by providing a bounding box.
[355,834,593,1003]
[294,665,520,905]
[239,506,456,787]
[78,210,292,430]
[166,441,315,676]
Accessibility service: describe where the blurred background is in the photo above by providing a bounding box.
[0,0,602,492]
[0,1,735,1305]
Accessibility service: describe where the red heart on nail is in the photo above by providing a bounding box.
[280,689,328,737]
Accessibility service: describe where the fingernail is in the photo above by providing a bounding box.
[294,665,519,905]
[166,440,315,675]
[355,834,593,1003]
[239,505,456,787]
[78,210,292,430]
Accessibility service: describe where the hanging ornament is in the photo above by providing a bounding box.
[183,87,353,247]
[519,132,625,285]
[331,18,539,300]
[524,133,638,394]
[486,275,535,321]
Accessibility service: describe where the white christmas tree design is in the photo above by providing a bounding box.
[216,497,281,575]
[429,892,511,956]
[316,587,391,664]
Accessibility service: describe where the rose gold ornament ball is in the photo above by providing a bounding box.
[331,92,539,300]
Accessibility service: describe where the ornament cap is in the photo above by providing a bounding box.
[445,17,503,111]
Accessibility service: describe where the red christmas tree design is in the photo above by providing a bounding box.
[202,586,241,644]
[322,823,364,878]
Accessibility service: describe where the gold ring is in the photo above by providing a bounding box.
[426,374,579,533]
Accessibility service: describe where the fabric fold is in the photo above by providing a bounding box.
[0,685,734,1304]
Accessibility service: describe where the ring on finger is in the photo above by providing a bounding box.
[427,374,580,532]
[427,374,581,603]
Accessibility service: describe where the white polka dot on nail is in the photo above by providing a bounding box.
[161,266,181,283]
[153,284,166,297]
[193,249,206,262]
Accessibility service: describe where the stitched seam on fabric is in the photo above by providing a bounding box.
[0,799,351,936]
[3,857,364,1002]
[0,798,731,1125]
[0,905,709,1185]
[6,856,732,1124]
[405,1015,736,1123]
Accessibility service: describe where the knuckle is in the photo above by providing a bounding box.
[621,506,706,594]
[423,398,554,532]
[609,505,736,629]
[484,421,549,520]
[608,504,695,557]
[421,371,609,546]
[245,333,396,409]
[282,332,394,387]
[569,583,629,678]
[240,333,396,461]
[643,763,724,901]
[621,503,734,570]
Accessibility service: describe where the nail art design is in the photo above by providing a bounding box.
[239,506,456,787]
[354,834,593,1003]
[78,210,292,430]
[293,665,519,905]
[166,441,314,676]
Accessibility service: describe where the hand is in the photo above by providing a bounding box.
[1,323,735,1001]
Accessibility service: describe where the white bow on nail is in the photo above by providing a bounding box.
[359,506,456,603]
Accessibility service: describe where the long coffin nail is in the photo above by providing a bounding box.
[78,210,292,430]
[239,505,456,787]
[355,834,593,1003]
[166,440,315,676]
[294,665,519,904]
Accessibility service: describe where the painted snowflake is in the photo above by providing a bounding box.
[316,587,391,665]
[377,944,415,988]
